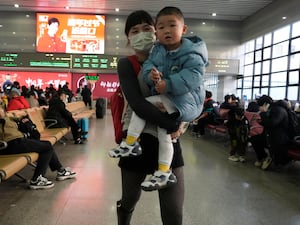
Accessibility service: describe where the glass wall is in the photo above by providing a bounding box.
[239,20,300,101]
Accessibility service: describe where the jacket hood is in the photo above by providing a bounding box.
[179,36,209,66]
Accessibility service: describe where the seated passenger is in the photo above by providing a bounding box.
[257,95,292,169]
[244,101,269,168]
[45,91,85,144]
[0,108,76,189]
[192,90,220,137]
[6,87,30,111]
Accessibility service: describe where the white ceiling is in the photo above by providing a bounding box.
[0,0,275,21]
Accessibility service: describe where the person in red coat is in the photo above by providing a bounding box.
[6,87,30,111]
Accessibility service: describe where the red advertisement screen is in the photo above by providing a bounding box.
[0,71,71,90]
[36,13,105,54]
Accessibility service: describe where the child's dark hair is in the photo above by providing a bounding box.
[125,10,154,36]
[205,90,212,99]
[156,6,184,23]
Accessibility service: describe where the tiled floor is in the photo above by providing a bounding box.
[1,112,300,225]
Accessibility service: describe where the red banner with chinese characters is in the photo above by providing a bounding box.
[72,73,119,99]
[0,71,71,90]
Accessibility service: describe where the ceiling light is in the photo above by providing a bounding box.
[14,4,19,8]
[202,22,206,25]
[65,6,70,9]
[0,25,3,28]
[115,8,119,12]
[282,16,287,20]
[115,18,119,21]
[212,13,217,17]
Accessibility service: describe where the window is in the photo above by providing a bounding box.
[256,36,263,49]
[245,52,254,64]
[271,56,287,73]
[261,75,269,86]
[263,47,271,60]
[243,76,253,88]
[245,40,255,53]
[287,86,298,100]
[291,37,300,53]
[237,78,243,88]
[262,60,270,74]
[253,75,261,86]
[264,33,272,47]
[255,50,262,62]
[273,25,290,44]
[241,20,300,101]
[289,71,299,85]
[292,21,300,38]
[261,87,269,95]
[270,72,287,87]
[270,87,286,99]
[272,41,289,58]
[254,62,261,75]
[244,64,253,76]
[290,53,300,70]
[243,88,252,100]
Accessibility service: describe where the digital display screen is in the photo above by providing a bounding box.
[72,54,118,70]
[36,13,105,54]
[0,52,71,68]
[0,52,119,70]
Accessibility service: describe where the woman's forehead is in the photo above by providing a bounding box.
[130,22,153,30]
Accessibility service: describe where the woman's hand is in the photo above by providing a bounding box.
[170,122,188,139]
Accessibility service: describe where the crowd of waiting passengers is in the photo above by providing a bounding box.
[191,91,300,171]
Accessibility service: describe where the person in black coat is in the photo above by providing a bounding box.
[45,91,84,144]
[257,95,291,169]
[81,85,92,109]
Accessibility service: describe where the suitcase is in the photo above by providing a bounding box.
[77,118,89,139]
[96,98,106,119]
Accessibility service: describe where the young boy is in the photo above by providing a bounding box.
[226,107,250,162]
[109,6,208,191]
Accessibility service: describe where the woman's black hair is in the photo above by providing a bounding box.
[246,101,260,112]
[257,95,273,106]
[124,10,154,36]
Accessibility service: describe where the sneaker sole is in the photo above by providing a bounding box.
[141,180,177,192]
[56,174,77,181]
[29,183,55,190]
[108,150,142,158]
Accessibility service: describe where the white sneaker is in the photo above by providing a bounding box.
[56,167,77,181]
[29,175,54,190]
[261,156,273,170]
[141,170,177,191]
[254,160,262,167]
[239,156,246,163]
[228,155,239,162]
[109,141,142,158]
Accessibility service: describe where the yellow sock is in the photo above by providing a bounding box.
[126,135,138,145]
[158,163,170,172]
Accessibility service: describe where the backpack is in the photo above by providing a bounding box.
[244,111,264,137]
[16,115,41,140]
[110,55,141,144]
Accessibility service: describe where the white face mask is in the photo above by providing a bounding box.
[129,32,156,52]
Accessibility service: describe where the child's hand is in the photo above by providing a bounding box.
[155,80,166,93]
[150,67,162,83]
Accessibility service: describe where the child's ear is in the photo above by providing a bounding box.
[182,24,188,35]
